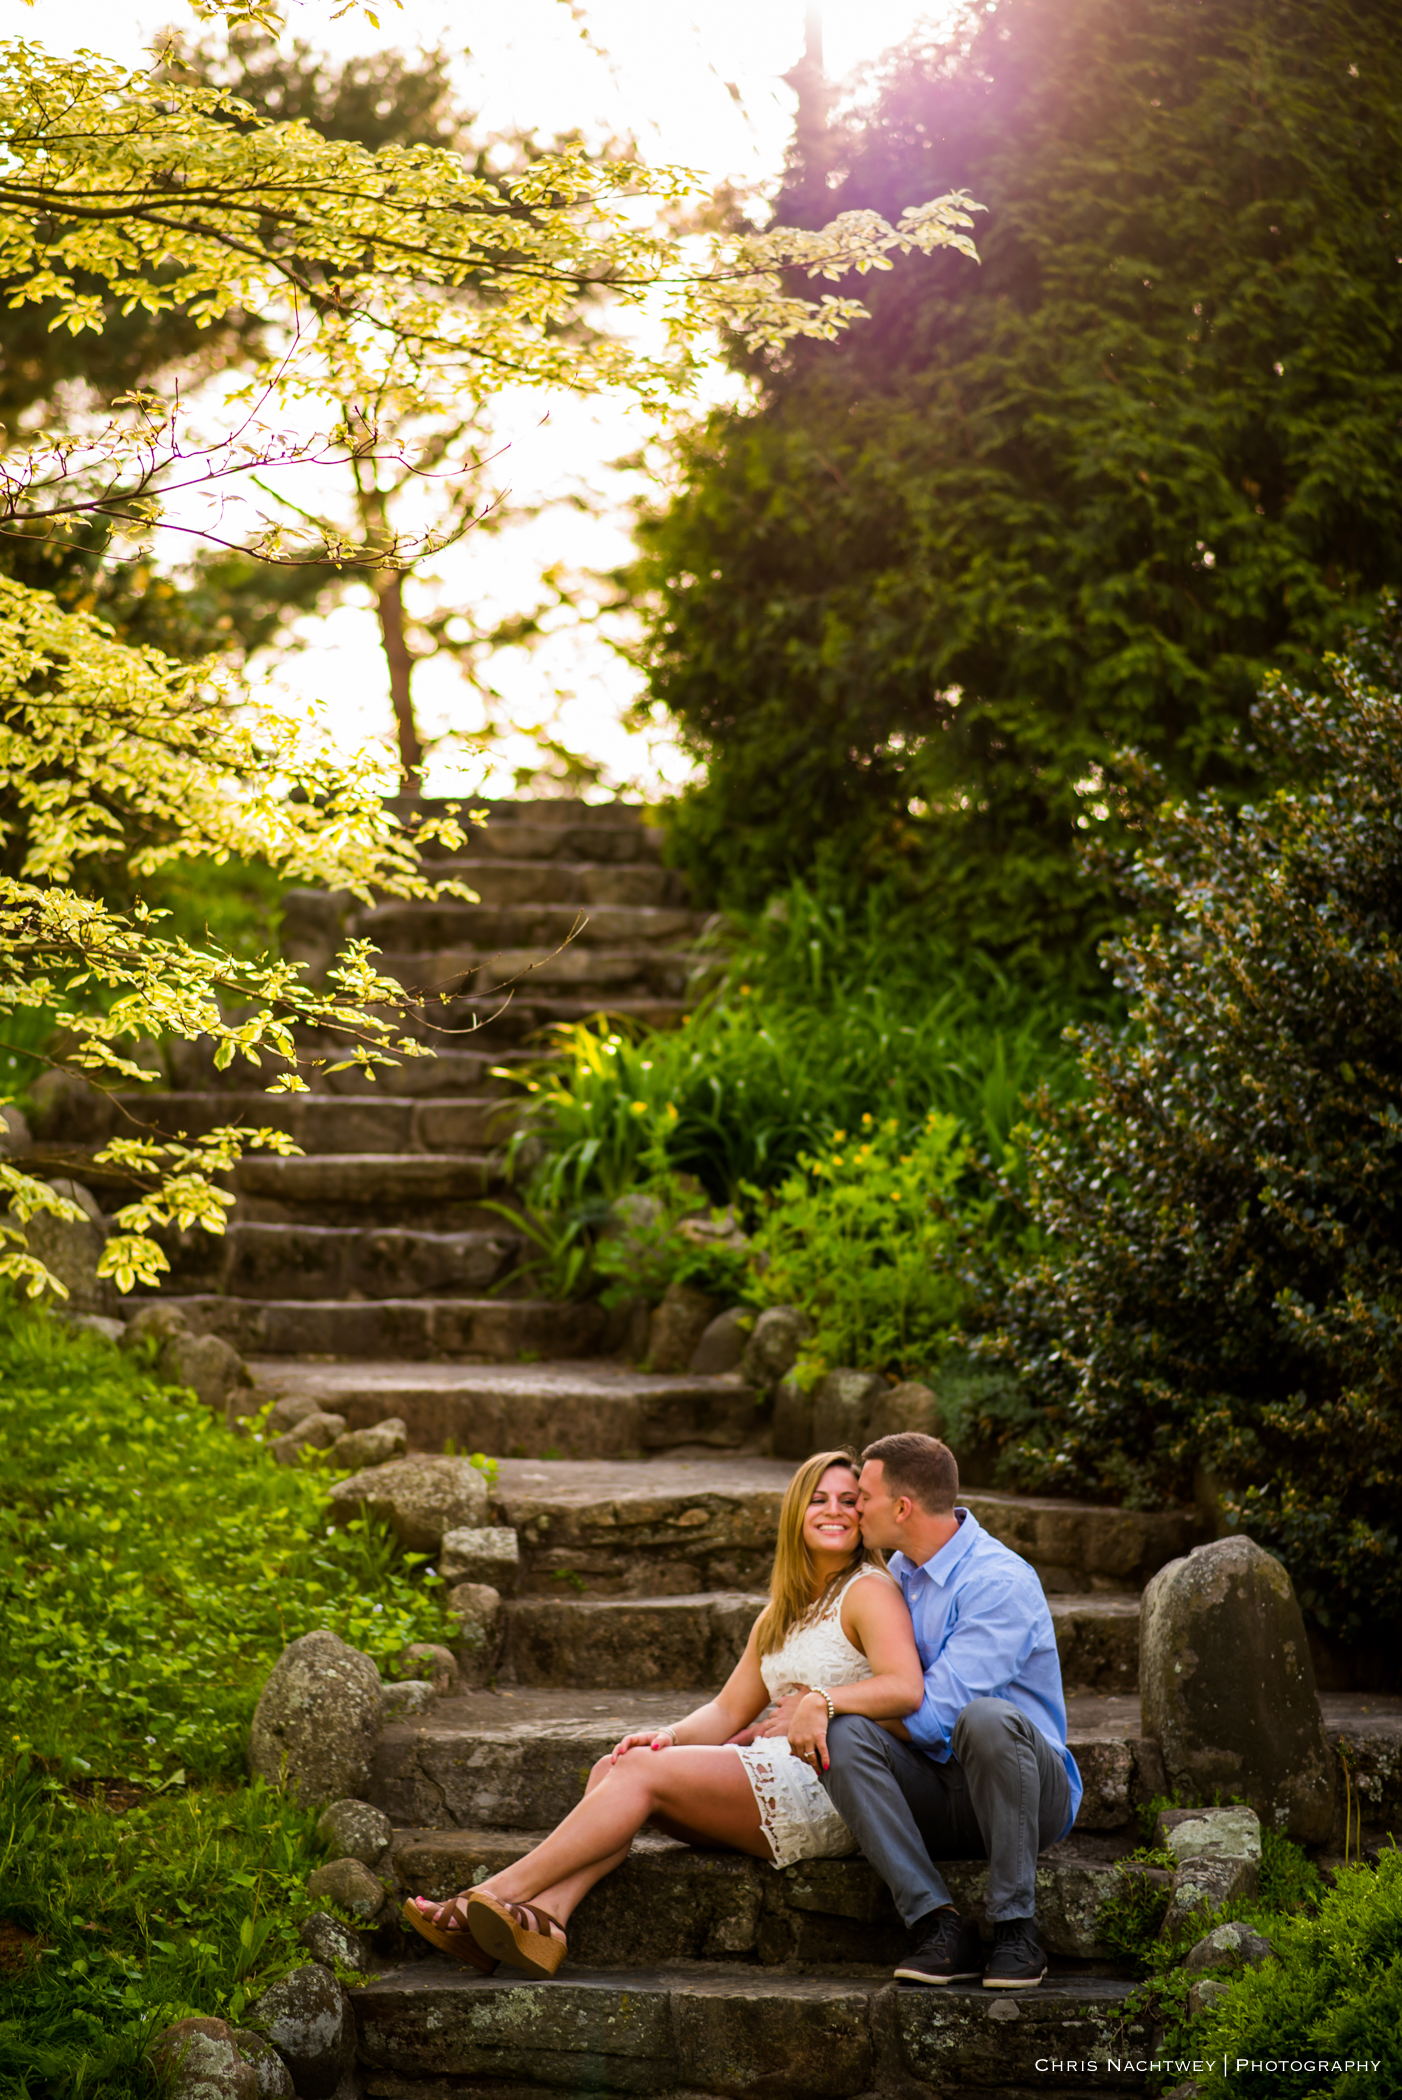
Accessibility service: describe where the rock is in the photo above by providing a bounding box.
[1187,1978,1232,2019]
[269,1411,347,1465]
[1140,1534,1335,1841]
[676,1207,748,1256]
[228,2031,295,2100]
[443,1581,504,1688]
[646,1282,721,1373]
[245,1964,351,2100]
[148,2017,258,2100]
[65,1312,125,1344]
[688,1307,751,1377]
[810,1368,887,1453]
[439,1524,519,1592]
[327,1453,488,1552]
[394,1642,461,1696]
[306,1856,387,1921]
[265,1391,323,1437]
[382,1678,436,1719]
[121,1301,192,1353]
[863,1379,941,1447]
[248,1630,383,1807]
[160,1330,253,1426]
[316,1798,392,1868]
[0,1104,31,1155]
[1156,1805,1261,1939]
[327,1417,407,1470]
[25,1068,116,1146]
[772,1374,815,1460]
[1183,1919,1274,1974]
[298,1912,368,1974]
[738,1305,811,1393]
[6,1177,119,1315]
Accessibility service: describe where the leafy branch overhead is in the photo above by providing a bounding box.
[0,5,981,1302]
[0,38,978,559]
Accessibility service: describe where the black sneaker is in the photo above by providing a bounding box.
[893,1907,984,1985]
[982,1916,1046,1989]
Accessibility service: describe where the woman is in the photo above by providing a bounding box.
[403,1448,924,1979]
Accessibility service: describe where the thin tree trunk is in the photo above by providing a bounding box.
[375,566,423,784]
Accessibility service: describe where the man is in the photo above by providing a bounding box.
[820,1431,1082,1990]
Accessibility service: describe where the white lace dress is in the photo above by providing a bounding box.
[735,1565,891,1869]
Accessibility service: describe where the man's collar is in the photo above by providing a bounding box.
[893,1508,980,1588]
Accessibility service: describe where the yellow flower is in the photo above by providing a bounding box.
[630,1101,649,1114]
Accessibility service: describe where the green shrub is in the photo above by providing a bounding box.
[1176,1851,1402,2099]
[0,1297,444,1783]
[749,1111,976,1382]
[996,606,1402,1638]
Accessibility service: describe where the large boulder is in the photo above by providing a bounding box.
[148,2017,258,2100]
[646,1281,720,1372]
[1140,1535,1335,1842]
[327,1453,487,1552]
[298,1912,368,1974]
[772,1374,815,1460]
[305,1856,387,1921]
[7,1178,119,1316]
[245,1965,351,2100]
[863,1379,941,1447]
[811,1368,888,1453]
[162,1331,253,1426]
[248,1630,383,1807]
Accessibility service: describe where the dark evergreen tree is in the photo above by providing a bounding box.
[630,0,1402,978]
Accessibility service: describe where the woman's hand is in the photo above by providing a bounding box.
[609,1727,676,1763]
[786,1691,830,1774]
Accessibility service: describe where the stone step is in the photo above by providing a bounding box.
[384,994,693,1049]
[373,944,697,1001]
[136,1293,608,1361]
[420,857,686,908]
[498,1592,1141,1696]
[388,1823,1146,1968]
[370,1689,1165,1839]
[356,901,706,952]
[352,1960,1151,2098]
[246,1362,761,1457]
[230,1151,505,1225]
[219,1224,522,1301]
[80,1091,514,1154]
[369,1455,1188,1599]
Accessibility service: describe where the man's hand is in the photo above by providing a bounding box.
[786,1690,830,1774]
[750,1689,812,1739]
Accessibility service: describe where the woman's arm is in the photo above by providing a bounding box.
[786,1579,925,1770]
[609,1623,769,1761]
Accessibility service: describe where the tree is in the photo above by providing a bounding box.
[995,599,1402,1653]
[629,0,1402,979]
[0,0,979,1299]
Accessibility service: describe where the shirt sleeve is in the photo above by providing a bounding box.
[905,1571,1039,1750]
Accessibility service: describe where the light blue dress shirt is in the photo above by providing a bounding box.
[888,1507,1083,1833]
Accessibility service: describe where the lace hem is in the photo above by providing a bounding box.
[735,1739,857,1870]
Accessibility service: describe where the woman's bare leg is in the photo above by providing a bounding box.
[421,1746,767,1937]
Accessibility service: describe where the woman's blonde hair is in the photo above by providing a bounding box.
[752,1448,880,1657]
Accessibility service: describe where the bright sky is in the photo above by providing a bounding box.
[12,0,956,798]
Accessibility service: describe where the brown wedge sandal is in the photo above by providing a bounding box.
[465,1891,568,1979]
[401,1895,499,1974]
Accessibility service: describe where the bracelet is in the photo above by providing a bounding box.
[656,1726,679,1746]
[810,1686,835,1722]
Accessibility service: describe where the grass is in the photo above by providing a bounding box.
[0,1294,452,2098]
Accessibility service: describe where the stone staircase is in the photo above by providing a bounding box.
[41,793,1395,2093]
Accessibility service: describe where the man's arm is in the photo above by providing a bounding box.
[904,1573,1040,1750]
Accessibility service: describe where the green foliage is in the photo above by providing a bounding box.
[505,883,1088,1213]
[996,605,1402,1640]
[0,1295,443,1783]
[0,1758,325,2099]
[750,1111,975,1383]
[1175,1850,1402,2098]
[634,0,1402,972]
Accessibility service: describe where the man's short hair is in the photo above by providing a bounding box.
[863,1432,959,1515]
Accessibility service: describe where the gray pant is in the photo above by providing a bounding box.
[820,1698,1072,1927]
